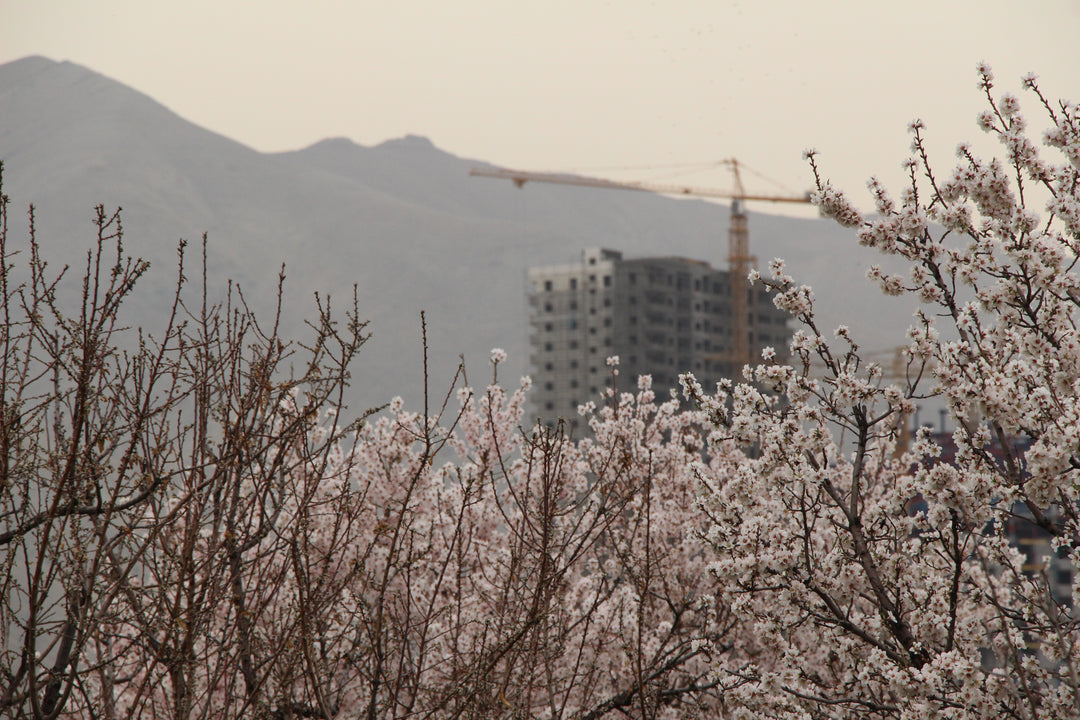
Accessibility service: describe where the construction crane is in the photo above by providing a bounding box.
[469,160,813,369]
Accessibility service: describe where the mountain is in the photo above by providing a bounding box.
[0,56,917,412]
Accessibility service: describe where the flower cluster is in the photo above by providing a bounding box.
[72,358,736,719]
[690,65,1080,718]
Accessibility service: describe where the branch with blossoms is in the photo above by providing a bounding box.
[689,65,1080,719]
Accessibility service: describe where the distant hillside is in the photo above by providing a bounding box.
[0,55,917,412]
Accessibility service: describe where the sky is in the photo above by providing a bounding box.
[3,1,1077,217]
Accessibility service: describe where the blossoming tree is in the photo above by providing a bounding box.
[0,182,740,720]
[686,66,1080,718]
[80,355,742,719]
[0,159,737,718]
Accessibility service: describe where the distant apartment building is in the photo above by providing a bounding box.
[528,248,790,422]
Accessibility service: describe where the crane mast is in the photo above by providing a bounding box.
[469,162,811,371]
[728,200,754,370]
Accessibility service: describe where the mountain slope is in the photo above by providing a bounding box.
[0,56,917,411]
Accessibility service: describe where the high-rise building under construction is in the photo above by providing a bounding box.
[528,248,790,423]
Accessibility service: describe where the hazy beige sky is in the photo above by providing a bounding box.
[3,1,1077,215]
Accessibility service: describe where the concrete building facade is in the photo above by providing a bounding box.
[528,248,790,423]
